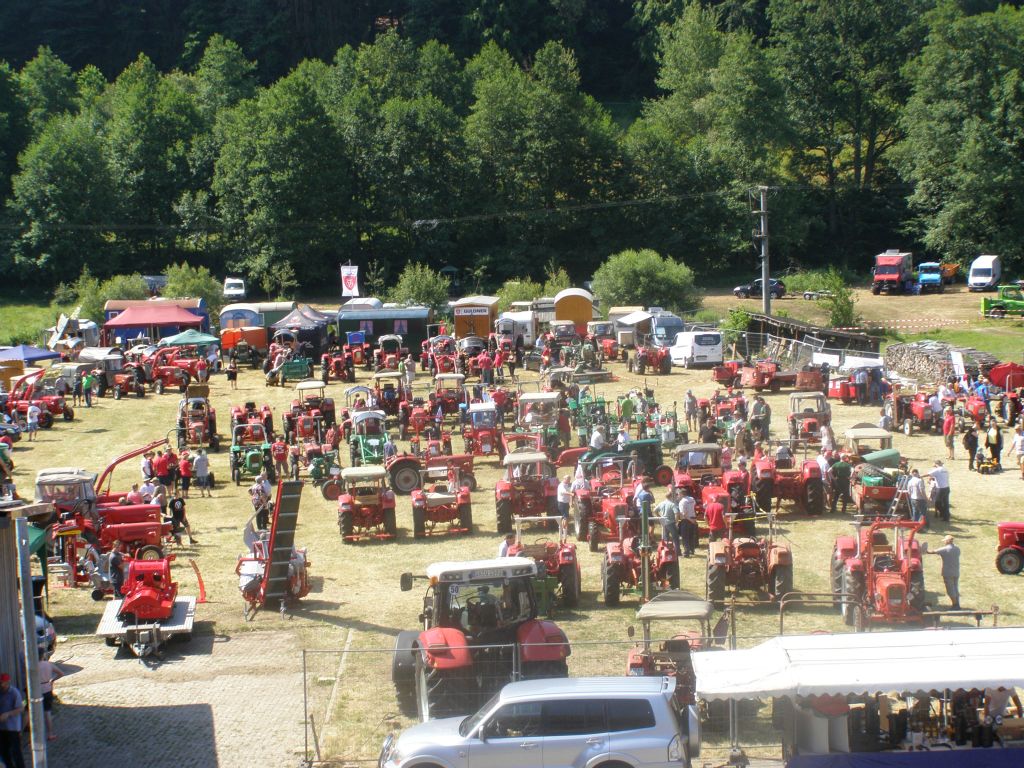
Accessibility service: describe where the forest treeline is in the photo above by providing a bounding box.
[2,0,1024,294]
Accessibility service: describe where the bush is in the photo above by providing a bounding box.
[590,249,701,316]
[817,268,860,328]
[497,278,543,312]
[54,268,149,323]
[164,263,225,314]
[388,263,451,312]
[782,268,861,295]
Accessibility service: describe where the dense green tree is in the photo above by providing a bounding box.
[387,263,451,311]
[8,113,117,282]
[163,262,225,312]
[17,46,77,133]
[590,248,701,314]
[0,62,29,199]
[53,268,150,322]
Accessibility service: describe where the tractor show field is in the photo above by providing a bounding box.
[13,298,1024,766]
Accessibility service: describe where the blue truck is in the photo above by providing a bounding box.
[916,262,945,294]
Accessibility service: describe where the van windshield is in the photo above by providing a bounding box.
[973,268,992,277]
[695,334,720,346]
[875,265,900,275]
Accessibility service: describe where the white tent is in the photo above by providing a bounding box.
[693,628,1024,701]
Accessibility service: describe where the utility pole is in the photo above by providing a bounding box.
[754,186,771,316]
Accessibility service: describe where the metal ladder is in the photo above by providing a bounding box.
[886,474,912,518]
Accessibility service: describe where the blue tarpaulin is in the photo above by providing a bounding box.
[0,344,60,363]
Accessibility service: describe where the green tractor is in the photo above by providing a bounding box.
[569,392,610,447]
[310,450,342,499]
[348,409,388,467]
[230,423,274,485]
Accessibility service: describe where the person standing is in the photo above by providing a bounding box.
[942,407,956,460]
[926,460,951,522]
[72,371,83,407]
[140,451,154,481]
[677,489,697,557]
[830,454,852,514]
[854,368,868,406]
[271,437,288,480]
[109,540,125,598]
[963,425,979,471]
[655,489,680,552]
[37,657,64,741]
[25,403,40,442]
[82,371,93,407]
[684,391,698,432]
[193,449,211,498]
[907,469,927,526]
[929,535,961,609]
[1011,426,1024,471]
[404,354,416,390]
[0,672,25,767]
[250,476,271,530]
[556,475,573,534]
[634,480,655,518]
[985,420,1003,463]
[178,452,193,499]
[704,496,726,542]
[226,357,238,390]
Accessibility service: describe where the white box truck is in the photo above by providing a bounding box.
[968,254,1001,291]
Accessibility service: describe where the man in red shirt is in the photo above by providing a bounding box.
[477,350,493,385]
[704,497,727,542]
[178,453,193,499]
[942,406,956,460]
[153,450,171,488]
[271,437,289,479]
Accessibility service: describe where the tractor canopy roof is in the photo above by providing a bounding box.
[295,379,326,392]
[341,465,386,482]
[458,336,486,351]
[378,334,403,344]
[636,590,713,622]
[469,401,497,413]
[35,468,97,502]
[673,443,722,456]
[845,425,892,441]
[426,557,537,584]
[186,383,210,399]
[373,371,403,381]
[790,392,828,408]
[430,334,454,344]
[519,391,561,405]
[351,410,386,426]
[503,450,551,466]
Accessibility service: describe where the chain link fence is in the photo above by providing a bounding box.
[300,633,785,767]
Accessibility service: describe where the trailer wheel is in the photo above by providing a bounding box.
[137,545,162,561]
[996,547,1024,575]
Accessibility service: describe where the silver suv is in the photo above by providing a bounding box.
[378,676,700,768]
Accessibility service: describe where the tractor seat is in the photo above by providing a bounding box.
[424,492,457,506]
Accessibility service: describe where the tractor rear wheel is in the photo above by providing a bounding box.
[602,559,621,607]
[458,503,473,531]
[707,563,726,603]
[137,545,162,561]
[413,507,426,538]
[415,657,469,722]
[805,477,824,515]
[665,559,681,589]
[660,356,671,375]
[340,511,354,540]
[559,566,580,608]
[588,521,600,552]
[636,359,646,376]
[753,476,773,515]
[39,411,54,429]
[773,565,794,600]
[384,508,398,537]
[232,467,240,485]
[390,463,421,495]
[996,547,1024,575]
[830,550,845,608]
[572,500,587,542]
[521,660,569,680]
[841,571,864,626]
[495,500,513,534]
[321,480,341,501]
[461,473,477,492]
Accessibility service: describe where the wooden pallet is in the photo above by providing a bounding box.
[95,596,196,639]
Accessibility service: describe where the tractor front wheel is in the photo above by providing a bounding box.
[458,503,473,531]
[572,500,586,542]
[772,564,794,600]
[232,467,240,485]
[841,570,864,627]
[321,480,341,501]
[495,500,513,534]
[412,507,426,538]
[903,418,912,436]
[660,356,671,375]
[39,411,54,429]
[588,521,600,552]
[340,511,354,540]
[559,566,580,608]
[113,386,122,401]
[805,477,824,515]
[830,550,845,608]
[753,476,773,515]
[707,563,726,603]
[415,657,469,722]
[384,508,398,537]
[602,559,621,607]
[909,571,926,612]
[137,545,163,561]
[996,547,1024,575]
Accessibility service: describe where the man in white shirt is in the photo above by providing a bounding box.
[677,491,697,557]
[928,392,942,419]
[616,427,629,452]
[25,403,41,441]
[556,475,573,534]
[907,469,927,525]
[1011,426,1024,466]
[925,459,950,522]
[497,533,515,558]
[589,425,606,452]
[139,479,156,501]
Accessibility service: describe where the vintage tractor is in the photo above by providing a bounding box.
[706,512,793,603]
[885,386,937,436]
[290,380,337,429]
[750,445,826,516]
[628,335,672,375]
[398,397,432,442]
[494,451,559,533]
[787,392,831,443]
[456,336,488,378]
[831,519,925,628]
[712,361,743,388]
[386,451,475,495]
[828,374,858,404]
[996,522,1024,575]
[321,347,355,383]
[336,465,397,542]
[374,334,406,371]
[462,401,504,460]
[5,369,74,427]
[625,590,721,708]
[392,557,571,720]
[508,515,581,611]
[348,410,388,466]
[142,347,195,393]
[422,334,457,374]
[568,392,611,446]
[410,465,473,537]
[602,511,680,607]
[276,354,315,385]
[371,371,410,423]
[306,449,342,497]
[176,384,219,451]
[672,443,723,491]
[586,320,619,360]
[844,424,894,459]
[343,331,373,370]
[230,401,275,436]
[512,390,563,454]
[230,424,274,485]
[849,451,903,516]
[429,373,467,419]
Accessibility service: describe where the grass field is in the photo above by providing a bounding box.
[12,341,1024,758]
[0,301,64,346]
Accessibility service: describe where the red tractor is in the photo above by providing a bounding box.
[343,331,373,370]
[462,401,504,460]
[116,556,178,624]
[392,558,571,720]
[831,519,925,629]
[336,465,397,542]
[371,371,411,424]
[995,522,1024,575]
[494,451,559,533]
[422,334,457,374]
[628,335,672,375]
[572,456,638,551]
[386,451,474,494]
[429,373,467,419]
[602,512,680,607]
[885,386,937,436]
[283,380,336,442]
[706,513,793,603]
[410,466,473,537]
[6,369,75,427]
[586,320,619,361]
[508,515,582,609]
[320,348,355,383]
[142,347,194,393]
[176,384,219,451]
[750,447,826,516]
[787,392,831,444]
[230,401,275,436]
[374,334,406,371]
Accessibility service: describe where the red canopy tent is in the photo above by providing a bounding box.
[103,304,204,343]
[988,362,1024,389]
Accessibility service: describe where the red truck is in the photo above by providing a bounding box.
[871,250,914,295]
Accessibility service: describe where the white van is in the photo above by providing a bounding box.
[968,254,1001,291]
[670,330,723,368]
[223,277,247,300]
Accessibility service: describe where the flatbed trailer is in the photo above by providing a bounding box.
[95,596,196,657]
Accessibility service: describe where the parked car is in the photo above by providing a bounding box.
[223,277,247,300]
[733,278,785,300]
[379,676,699,767]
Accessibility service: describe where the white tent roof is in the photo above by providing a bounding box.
[616,310,652,327]
[693,628,1024,701]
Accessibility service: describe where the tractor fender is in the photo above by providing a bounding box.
[382,489,396,509]
[417,627,474,671]
[845,557,865,574]
[556,545,577,568]
[517,619,570,662]
[656,540,678,563]
[768,544,792,569]
[721,469,749,493]
[707,540,730,561]
[834,536,857,559]
[801,461,822,480]
[556,447,588,468]
[494,478,512,500]
[392,630,421,685]
[337,493,355,511]
[752,460,774,480]
[605,542,626,561]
